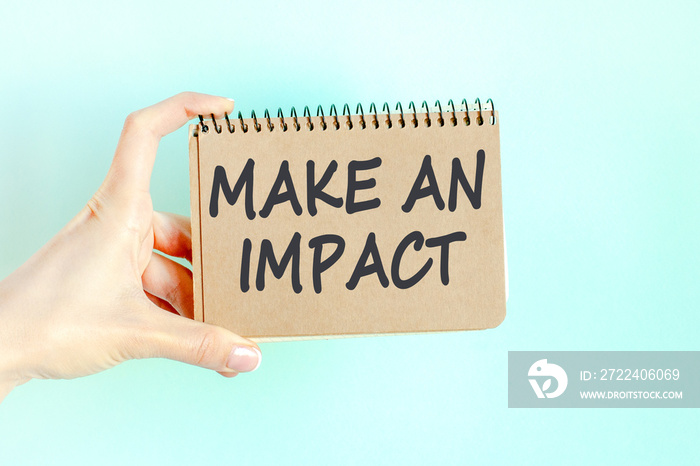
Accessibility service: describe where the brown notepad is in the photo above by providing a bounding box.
[189,99,506,341]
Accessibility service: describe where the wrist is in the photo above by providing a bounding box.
[0,378,15,403]
[0,279,28,403]
[0,340,22,404]
[0,336,25,404]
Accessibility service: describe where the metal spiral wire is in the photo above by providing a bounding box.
[196,98,495,135]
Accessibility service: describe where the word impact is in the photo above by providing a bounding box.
[209,151,486,293]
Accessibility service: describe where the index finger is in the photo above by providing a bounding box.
[102,92,234,196]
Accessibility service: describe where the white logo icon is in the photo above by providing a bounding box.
[528,359,568,399]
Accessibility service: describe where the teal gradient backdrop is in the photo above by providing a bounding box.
[1,1,698,464]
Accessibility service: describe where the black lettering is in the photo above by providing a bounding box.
[391,231,433,289]
[449,150,485,211]
[256,232,302,293]
[209,160,255,219]
[309,234,346,293]
[425,232,467,285]
[346,157,382,214]
[346,232,390,290]
[401,155,445,212]
[307,160,343,216]
[240,238,252,292]
[259,160,303,218]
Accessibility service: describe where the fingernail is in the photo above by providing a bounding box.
[226,345,261,372]
[226,98,235,102]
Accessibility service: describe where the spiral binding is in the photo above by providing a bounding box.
[196,98,495,135]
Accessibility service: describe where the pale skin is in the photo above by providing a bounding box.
[0,92,261,404]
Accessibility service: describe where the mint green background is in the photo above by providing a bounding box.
[1,1,698,464]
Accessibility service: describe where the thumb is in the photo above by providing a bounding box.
[136,307,261,374]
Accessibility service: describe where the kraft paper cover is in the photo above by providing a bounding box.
[189,110,505,340]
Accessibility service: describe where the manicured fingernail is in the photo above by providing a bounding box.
[226,98,235,102]
[226,345,261,372]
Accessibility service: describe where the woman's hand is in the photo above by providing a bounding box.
[0,92,261,403]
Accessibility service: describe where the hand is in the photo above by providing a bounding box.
[0,92,261,403]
